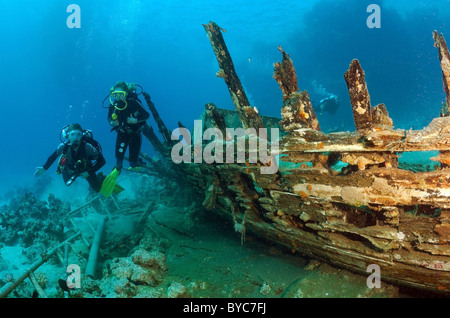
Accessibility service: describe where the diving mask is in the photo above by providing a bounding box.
[67,130,83,146]
[110,90,128,110]
[110,90,127,103]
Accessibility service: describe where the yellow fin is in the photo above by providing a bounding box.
[100,168,121,197]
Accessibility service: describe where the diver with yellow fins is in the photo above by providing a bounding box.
[99,81,150,196]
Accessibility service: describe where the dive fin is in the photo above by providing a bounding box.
[100,168,120,197]
[112,183,124,195]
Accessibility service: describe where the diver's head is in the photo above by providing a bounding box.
[110,81,129,109]
[66,123,83,147]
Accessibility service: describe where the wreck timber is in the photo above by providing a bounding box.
[141,23,450,294]
[203,21,265,130]
[434,30,450,114]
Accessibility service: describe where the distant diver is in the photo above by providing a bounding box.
[34,123,116,193]
[311,80,340,116]
[100,81,150,196]
[319,94,340,116]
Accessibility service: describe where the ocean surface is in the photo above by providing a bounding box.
[1,0,450,300]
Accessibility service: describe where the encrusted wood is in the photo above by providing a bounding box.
[203,21,264,130]
[274,46,321,132]
[344,59,373,130]
[434,30,450,111]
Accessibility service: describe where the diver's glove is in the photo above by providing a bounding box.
[110,120,119,127]
[127,114,138,124]
[34,167,46,177]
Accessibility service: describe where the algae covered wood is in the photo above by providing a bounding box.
[434,30,450,112]
[142,92,172,145]
[203,21,264,130]
[204,102,228,139]
[274,46,321,132]
[344,59,373,130]
[273,46,299,100]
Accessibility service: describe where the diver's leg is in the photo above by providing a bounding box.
[115,133,128,171]
[86,172,104,193]
[128,133,142,168]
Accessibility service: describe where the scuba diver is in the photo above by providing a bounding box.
[106,81,149,171]
[318,94,340,116]
[99,81,150,196]
[34,123,107,193]
[310,81,340,116]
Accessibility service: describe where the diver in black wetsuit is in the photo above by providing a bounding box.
[34,123,106,192]
[319,94,340,116]
[107,81,150,171]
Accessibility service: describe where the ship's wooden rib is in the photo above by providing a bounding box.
[203,21,265,130]
[274,46,321,132]
[344,59,373,131]
[204,102,228,139]
[434,30,450,113]
[142,92,172,145]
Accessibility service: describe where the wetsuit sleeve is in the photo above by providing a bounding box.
[43,151,58,170]
[85,143,105,172]
[43,144,65,170]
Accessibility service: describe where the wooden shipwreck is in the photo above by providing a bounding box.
[143,23,450,294]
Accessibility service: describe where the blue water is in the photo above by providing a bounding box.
[1,0,450,196]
